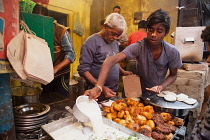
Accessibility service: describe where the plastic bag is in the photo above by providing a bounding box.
[73,13,84,36]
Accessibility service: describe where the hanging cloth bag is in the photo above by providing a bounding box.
[7,20,54,85]
[23,33,54,85]
[7,30,28,80]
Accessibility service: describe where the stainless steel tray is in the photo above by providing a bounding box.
[100,97,186,140]
[42,115,152,140]
[141,92,198,110]
[102,117,152,140]
[103,116,184,140]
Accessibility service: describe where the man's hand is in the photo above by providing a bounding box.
[146,85,163,94]
[102,87,116,98]
[84,86,101,100]
[53,59,71,74]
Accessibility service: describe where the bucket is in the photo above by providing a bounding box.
[69,79,78,101]
[11,86,42,107]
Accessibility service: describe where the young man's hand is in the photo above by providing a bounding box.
[146,85,163,94]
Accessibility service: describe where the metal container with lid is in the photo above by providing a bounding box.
[11,86,43,107]
[73,73,86,96]
[141,92,198,117]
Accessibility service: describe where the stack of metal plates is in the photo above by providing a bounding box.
[14,103,50,133]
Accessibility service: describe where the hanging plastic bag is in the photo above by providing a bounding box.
[73,13,84,36]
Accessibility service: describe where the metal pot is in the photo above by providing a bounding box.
[73,73,86,95]
[69,79,78,101]
[141,92,198,117]
[11,86,43,107]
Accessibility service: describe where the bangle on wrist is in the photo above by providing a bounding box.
[95,84,102,92]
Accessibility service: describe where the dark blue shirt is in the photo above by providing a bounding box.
[78,34,119,91]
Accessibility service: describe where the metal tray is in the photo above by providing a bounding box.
[14,114,48,121]
[141,92,198,110]
[101,112,184,140]
[103,116,184,140]
[14,103,50,118]
[42,115,152,140]
[15,117,48,126]
[100,97,186,140]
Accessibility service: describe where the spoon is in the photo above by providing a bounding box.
[65,106,93,135]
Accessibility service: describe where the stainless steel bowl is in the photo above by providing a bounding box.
[141,92,198,117]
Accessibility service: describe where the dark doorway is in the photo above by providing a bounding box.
[48,10,68,26]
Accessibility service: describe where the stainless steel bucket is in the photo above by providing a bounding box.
[11,86,43,107]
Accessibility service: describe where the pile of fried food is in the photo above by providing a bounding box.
[102,98,184,140]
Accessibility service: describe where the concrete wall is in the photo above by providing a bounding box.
[139,0,179,43]
[91,0,179,44]
[48,0,179,77]
[165,65,210,137]
[90,0,104,35]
